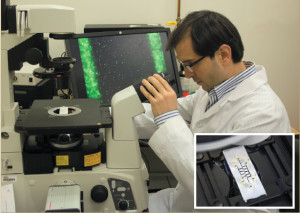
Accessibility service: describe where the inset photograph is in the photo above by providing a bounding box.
[194,134,296,210]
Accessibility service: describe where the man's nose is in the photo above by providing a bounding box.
[184,70,194,79]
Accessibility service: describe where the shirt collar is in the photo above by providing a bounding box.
[206,61,256,110]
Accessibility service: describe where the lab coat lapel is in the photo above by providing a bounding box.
[228,68,268,101]
[196,67,268,121]
[198,97,229,120]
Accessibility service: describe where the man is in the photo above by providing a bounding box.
[134,10,291,212]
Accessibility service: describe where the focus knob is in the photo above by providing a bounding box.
[91,185,108,202]
[118,200,129,210]
[25,48,43,65]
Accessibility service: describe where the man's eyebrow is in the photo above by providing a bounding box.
[177,58,193,63]
[182,59,193,63]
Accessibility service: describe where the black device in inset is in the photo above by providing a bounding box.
[65,27,182,106]
[196,136,294,208]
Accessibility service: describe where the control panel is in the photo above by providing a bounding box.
[108,178,136,210]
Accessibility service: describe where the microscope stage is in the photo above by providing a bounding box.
[15,99,112,134]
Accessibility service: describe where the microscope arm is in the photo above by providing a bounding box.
[106,86,145,169]
[111,86,145,141]
[106,73,175,169]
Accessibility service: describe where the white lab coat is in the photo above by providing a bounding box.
[134,65,291,212]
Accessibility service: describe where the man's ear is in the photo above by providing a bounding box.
[218,44,232,65]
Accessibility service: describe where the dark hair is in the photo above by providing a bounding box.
[166,10,244,63]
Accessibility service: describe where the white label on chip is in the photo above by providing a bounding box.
[59,106,68,115]
[223,146,267,202]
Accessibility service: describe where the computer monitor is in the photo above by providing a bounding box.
[65,28,182,106]
[84,24,165,33]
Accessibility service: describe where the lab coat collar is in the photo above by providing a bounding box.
[227,65,268,101]
[198,65,268,120]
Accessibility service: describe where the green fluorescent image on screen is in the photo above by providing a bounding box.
[71,30,179,106]
[78,38,102,102]
[147,33,167,74]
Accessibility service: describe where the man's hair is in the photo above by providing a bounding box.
[166,10,244,63]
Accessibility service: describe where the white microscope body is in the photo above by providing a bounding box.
[1,3,148,212]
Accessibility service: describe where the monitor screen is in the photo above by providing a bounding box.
[65,28,182,106]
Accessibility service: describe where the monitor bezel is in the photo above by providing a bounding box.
[65,27,183,106]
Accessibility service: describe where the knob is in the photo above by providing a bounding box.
[59,134,70,144]
[118,200,129,210]
[91,185,108,202]
[25,48,43,65]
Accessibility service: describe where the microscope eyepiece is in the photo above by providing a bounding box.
[134,72,175,103]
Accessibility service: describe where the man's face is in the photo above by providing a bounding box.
[175,34,227,92]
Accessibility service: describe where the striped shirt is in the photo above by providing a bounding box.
[154,110,179,127]
[154,61,256,127]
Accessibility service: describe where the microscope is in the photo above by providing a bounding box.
[1,1,148,211]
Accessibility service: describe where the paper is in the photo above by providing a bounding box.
[59,106,69,115]
[1,184,16,212]
[45,185,81,212]
[223,146,267,202]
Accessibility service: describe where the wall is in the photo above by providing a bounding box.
[11,0,300,130]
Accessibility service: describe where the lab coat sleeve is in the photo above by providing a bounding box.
[177,94,197,124]
[134,91,199,139]
[177,88,207,124]
[148,115,194,195]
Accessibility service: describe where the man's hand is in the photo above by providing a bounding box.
[140,74,177,117]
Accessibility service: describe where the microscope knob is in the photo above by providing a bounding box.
[118,200,129,210]
[91,185,108,202]
[59,134,70,144]
[25,48,43,65]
